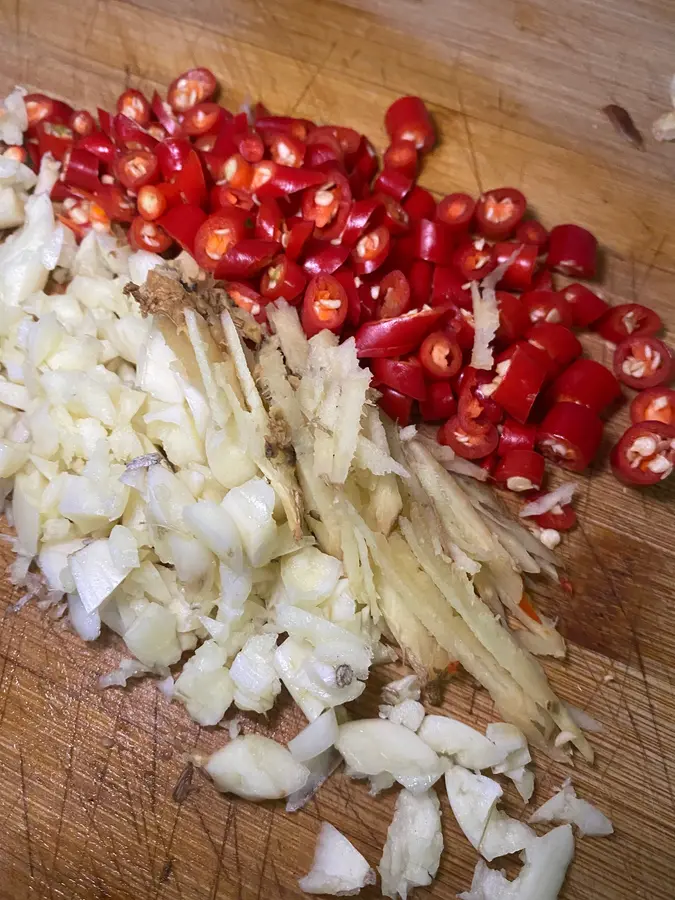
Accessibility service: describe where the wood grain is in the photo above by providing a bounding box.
[1,1,675,898]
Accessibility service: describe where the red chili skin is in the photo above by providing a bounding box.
[438,415,499,459]
[610,421,675,486]
[255,198,283,241]
[69,110,96,138]
[377,270,411,318]
[371,358,428,401]
[561,283,609,328]
[284,219,314,262]
[354,305,452,359]
[91,183,135,223]
[269,132,306,167]
[383,140,418,179]
[333,270,361,329]
[302,241,350,276]
[98,107,113,135]
[384,96,435,152]
[116,89,151,127]
[445,306,475,351]
[171,149,207,207]
[374,193,410,236]
[111,114,157,152]
[210,184,255,212]
[494,450,546,491]
[531,268,555,292]
[613,336,673,390]
[157,204,207,253]
[212,118,243,159]
[436,193,476,236]
[454,240,496,281]
[341,197,382,247]
[24,94,73,127]
[301,273,349,338]
[515,219,549,249]
[226,282,267,323]
[76,132,116,163]
[496,291,529,344]
[129,217,173,253]
[526,492,577,531]
[403,186,437,222]
[418,331,463,380]
[536,402,604,472]
[260,255,308,303]
[408,260,433,308]
[525,322,582,369]
[595,303,662,344]
[378,387,414,426]
[494,242,538,292]
[237,130,265,163]
[113,149,160,191]
[474,187,526,240]
[631,387,675,426]
[420,381,457,421]
[36,121,74,162]
[255,116,314,142]
[351,225,391,276]
[156,138,192,179]
[373,167,413,202]
[193,210,252,272]
[301,171,352,240]
[521,289,574,327]
[182,102,224,137]
[151,92,183,136]
[349,136,378,184]
[547,224,597,278]
[413,218,456,265]
[432,267,471,310]
[168,67,217,113]
[492,344,548,423]
[496,339,560,383]
[305,130,344,169]
[548,358,621,415]
[214,239,282,280]
[60,148,101,192]
[458,369,504,431]
[498,418,537,456]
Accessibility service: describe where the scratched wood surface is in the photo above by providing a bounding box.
[0,0,674,898]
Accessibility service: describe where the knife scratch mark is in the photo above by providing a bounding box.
[209,802,235,900]
[18,750,34,877]
[255,808,276,900]
[51,667,86,871]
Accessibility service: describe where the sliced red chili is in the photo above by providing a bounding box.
[438,415,499,460]
[355,306,451,359]
[561,283,609,328]
[352,225,391,276]
[403,186,437,222]
[116,89,151,127]
[496,340,559,384]
[515,219,548,249]
[413,218,456,265]
[436,193,475,235]
[454,239,496,281]
[255,116,313,142]
[432,267,471,310]
[237,131,265,164]
[183,102,223,137]
[384,96,435,152]
[168,68,217,113]
[302,242,350,276]
[76,132,116,163]
[373,167,413,201]
[156,137,192,179]
[613,336,672,390]
[25,94,73,127]
[610,421,675,486]
[495,291,529,344]
[630,387,675,426]
[214,239,282,280]
[474,188,526,240]
[498,418,536,456]
[383,140,418,178]
[526,492,577,531]
[210,184,255,213]
[494,449,546,492]
[254,163,326,198]
[260,256,307,304]
[375,193,410,236]
[376,270,411,319]
[92,183,136,223]
[254,198,282,241]
[493,242,538,292]
[60,148,101,192]
[445,306,475,351]
[371,358,427,401]
[137,183,180,221]
[269,132,305,167]
[595,303,662,344]
[457,369,504,431]
[226,282,266,322]
[491,344,548,423]
[113,149,159,191]
[537,402,603,472]
[36,121,74,162]
[521,289,573,327]
[547,224,597,278]
[419,331,462,380]
[378,387,413,426]
[301,274,349,338]
[172,149,208,207]
[408,260,433,309]
[531,268,555,292]
[525,322,582,369]
[69,110,96,138]
[302,172,352,240]
[341,198,382,248]
[420,381,457,422]
[548,359,621,415]
[284,219,314,262]
[111,114,157,152]
[157,204,207,253]
[193,210,252,272]
[151,92,182,137]
[129,216,172,253]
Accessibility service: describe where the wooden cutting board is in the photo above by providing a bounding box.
[1,1,675,898]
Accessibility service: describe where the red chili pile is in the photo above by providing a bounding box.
[11,70,675,526]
